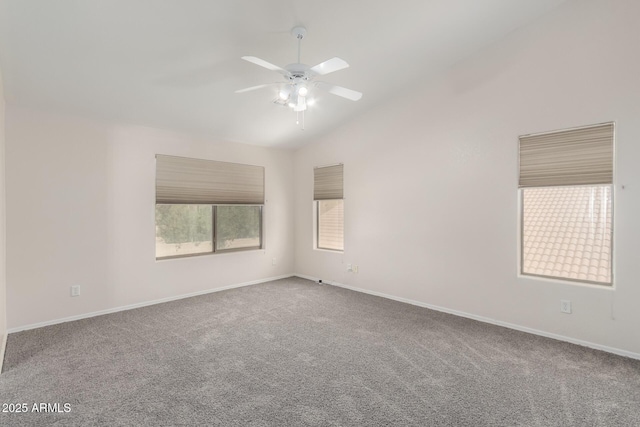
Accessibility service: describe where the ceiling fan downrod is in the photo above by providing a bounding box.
[291,26,307,64]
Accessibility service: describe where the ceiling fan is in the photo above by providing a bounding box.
[236,26,362,128]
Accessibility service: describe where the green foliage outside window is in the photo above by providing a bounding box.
[155,205,212,245]
[155,204,261,251]
[216,206,261,246]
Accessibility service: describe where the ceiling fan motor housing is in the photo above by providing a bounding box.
[291,26,307,40]
[285,64,310,80]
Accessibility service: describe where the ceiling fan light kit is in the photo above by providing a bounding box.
[236,26,362,129]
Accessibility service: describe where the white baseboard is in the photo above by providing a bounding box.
[294,274,640,361]
[7,274,295,334]
[9,273,639,362]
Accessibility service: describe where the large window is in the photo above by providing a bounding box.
[519,123,614,285]
[314,164,344,251]
[155,205,262,258]
[155,155,264,259]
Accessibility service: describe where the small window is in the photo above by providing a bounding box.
[317,199,344,251]
[519,123,614,285]
[314,164,344,251]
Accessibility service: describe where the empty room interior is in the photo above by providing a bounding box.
[0,0,639,425]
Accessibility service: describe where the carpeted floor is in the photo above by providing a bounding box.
[1,277,639,426]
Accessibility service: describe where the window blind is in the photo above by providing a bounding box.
[314,164,343,200]
[156,155,264,205]
[519,123,614,188]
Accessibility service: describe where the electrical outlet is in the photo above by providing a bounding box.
[272,257,276,266]
[347,263,353,272]
[353,265,359,273]
[70,285,81,297]
[560,300,572,314]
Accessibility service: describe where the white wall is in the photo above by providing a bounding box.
[6,107,294,329]
[0,66,7,363]
[294,0,640,355]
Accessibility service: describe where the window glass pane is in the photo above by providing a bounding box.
[155,205,213,258]
[522,185,612,284]
[318,199,344,251]
[216,206,261,251]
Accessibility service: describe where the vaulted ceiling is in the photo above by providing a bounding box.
[0,0,566,148]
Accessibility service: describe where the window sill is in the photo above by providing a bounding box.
[518,273,614,290]
[156,248,265,262]
[313,248,344,254]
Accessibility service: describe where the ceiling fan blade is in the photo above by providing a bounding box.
[241,56,288,75]
[235,83,275,94]
[315,82,362,101]
[310,57,349,76]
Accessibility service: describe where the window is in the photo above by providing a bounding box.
[156,205,213,258]
[314,164,344,251]
[317,199,344,251]
[519,123,614,285]
[215,205,262,251]
[155,155,264,259]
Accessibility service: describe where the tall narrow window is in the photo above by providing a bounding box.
[155,155,264,259]
[314,164,344,251]
[519,123,614,285]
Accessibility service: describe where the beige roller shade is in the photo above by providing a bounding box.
[519,123,614,188]
[156,155,264,205]
[314,164,343,200]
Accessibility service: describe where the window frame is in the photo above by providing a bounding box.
[517,122,615,287]
[313,163,344,252]
[156,204,264,260]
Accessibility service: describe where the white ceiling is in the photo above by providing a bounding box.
[0,0,566,148]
